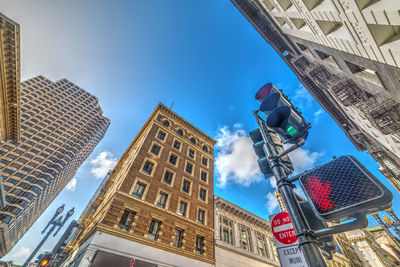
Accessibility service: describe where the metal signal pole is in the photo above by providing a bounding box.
[254,112,327,267]
[23,206,74,267]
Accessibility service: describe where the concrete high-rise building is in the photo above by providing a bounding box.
[366,225,400,260]
[0,76,110,256]
[274,191,286,212]
[231,0,400,194]
[61,103,216,267]
[214,196,279,267]
[345,227,400,266]
[0,12,20,142]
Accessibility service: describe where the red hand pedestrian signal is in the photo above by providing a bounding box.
[303,175,335,212]
[299,156,392,221]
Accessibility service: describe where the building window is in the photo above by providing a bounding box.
[118,210,136,231]
[256,232,268,257]
[202,145,208,152]
[199,188,206,201]
[185,162,193,174]
[196,236,205,254]
[177,129,183,136]
[157,131,166,141]
[151,144,161,156]
[163,171,173,184]
[142,161,154,175]
[163,120,169,127]
[169,154,178,165]
[239,225,252,252]
[220,217,234,245]
[345,60,385,87]
[178,201,188,216]
[148,220,161,240]
[156,192,168,208]
[188,149,195,158]
[190,137,196,144]
[173,140,181,150]
[173,229,184,248]
[182,180,191,193]
[198,209,205,224]
[132,182,146,199]
[200,171,207,182]
[202,157,208,166]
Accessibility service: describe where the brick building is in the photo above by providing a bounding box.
[61,103,216,267]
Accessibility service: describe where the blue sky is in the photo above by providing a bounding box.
[1,1,399,264]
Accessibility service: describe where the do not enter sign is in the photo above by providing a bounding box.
[270,212,298,247]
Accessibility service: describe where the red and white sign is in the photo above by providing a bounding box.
[270,211,298,247]
[129,259,135,267]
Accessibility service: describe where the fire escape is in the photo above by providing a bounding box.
[369,99,400,135]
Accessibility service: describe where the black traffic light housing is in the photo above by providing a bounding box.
[299,155,393,221]
[249,127,293,178]
[38,253,51,267]
[255,83,310,144]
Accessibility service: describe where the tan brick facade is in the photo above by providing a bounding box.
[65,103,216,265]
[0,12,20,142]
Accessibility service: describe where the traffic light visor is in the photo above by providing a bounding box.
[255,83,273,103]
[266,106,290,127]
[260,93,280,113]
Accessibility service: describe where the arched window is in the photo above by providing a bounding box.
[190,137,196,144]
[177,129,183,136]
[202,145,208,152]
[163,120,170,127]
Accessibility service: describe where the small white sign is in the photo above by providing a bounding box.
[277,245,308,267]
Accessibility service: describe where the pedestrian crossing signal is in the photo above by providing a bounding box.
[299,156,392,221]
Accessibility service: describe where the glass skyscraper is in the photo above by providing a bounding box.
[0,76,110,256]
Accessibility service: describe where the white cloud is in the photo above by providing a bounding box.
[215,125,262,187]
[90,151,117,179]
[265,192,279,213]
[269,176,277,189]
[293,84,314,108]
[286,146,323,175]
[313,109,324,122]
[10,246,32,262]
[214,124,323,189]
[65,178,77,191]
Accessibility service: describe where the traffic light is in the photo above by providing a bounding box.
[249,126,293,178]
[299,156,393,221]
[38,253,51,266]
[255,83,309,143]
[299,200,336,260]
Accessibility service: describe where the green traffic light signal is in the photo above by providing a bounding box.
[255,83,309,143]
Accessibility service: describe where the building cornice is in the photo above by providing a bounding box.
[70,224,215,265]
[215,195,271,230]
[157,103,217,145]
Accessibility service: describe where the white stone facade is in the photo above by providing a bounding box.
[214,196,279,267]
[261,0,400,68]
[233,0,400,194]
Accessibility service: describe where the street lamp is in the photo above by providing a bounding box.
[23,205,74,267]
